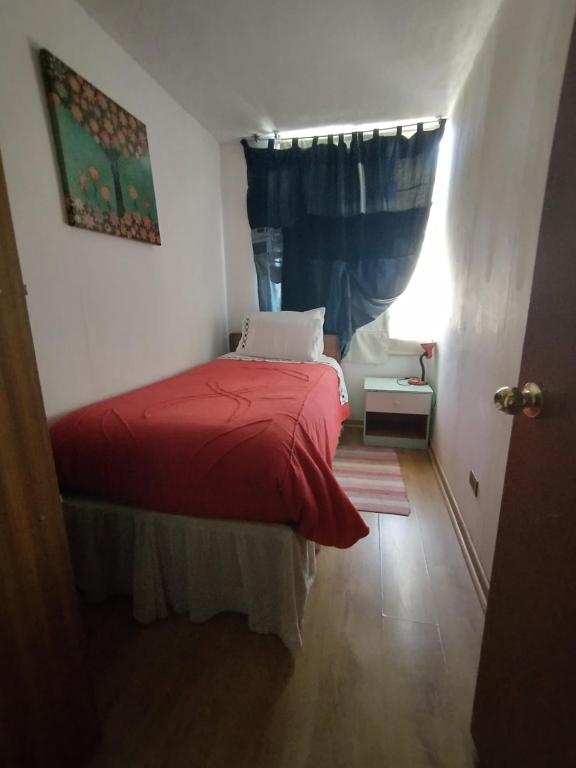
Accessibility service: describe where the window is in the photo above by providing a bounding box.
[251,227,283,312]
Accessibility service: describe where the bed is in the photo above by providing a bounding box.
[53,330,368,650]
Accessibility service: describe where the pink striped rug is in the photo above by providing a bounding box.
[333,445,411,516]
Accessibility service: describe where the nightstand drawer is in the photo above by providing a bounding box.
[365,390,432,415]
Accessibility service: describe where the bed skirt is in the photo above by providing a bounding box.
[63,497,317,651]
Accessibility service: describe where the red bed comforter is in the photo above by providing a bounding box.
[50,358,369,548]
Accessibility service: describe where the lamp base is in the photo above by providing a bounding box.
[408,377,428,386]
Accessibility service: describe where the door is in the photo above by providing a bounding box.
[471,19,576,768]
[0,151,99,766]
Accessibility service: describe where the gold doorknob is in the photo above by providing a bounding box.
[494,382,543,418]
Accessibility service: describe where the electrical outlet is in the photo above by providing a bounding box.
[469,470,479,497]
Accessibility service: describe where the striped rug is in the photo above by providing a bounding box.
[333,445,411,516]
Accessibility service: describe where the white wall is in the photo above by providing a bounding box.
[433,0,576,579]
[0,0,228,419]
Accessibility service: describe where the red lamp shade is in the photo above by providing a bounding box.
[421,342,436,359]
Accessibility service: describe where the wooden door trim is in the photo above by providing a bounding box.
[0,149,99,766]
[471,17,576,768]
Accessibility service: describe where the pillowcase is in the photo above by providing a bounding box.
[236,308,325,362]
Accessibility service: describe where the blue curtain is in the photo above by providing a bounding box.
[242,121,445,352]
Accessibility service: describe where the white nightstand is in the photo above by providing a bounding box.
[363,377,434,449]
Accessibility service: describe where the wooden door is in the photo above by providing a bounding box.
[0,151,99,766]
[471,20,576,768]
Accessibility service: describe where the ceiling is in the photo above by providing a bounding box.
[77,0,503,143]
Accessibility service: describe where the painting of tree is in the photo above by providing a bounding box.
[39,49,161,245]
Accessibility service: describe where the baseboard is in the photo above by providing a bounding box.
[429,447,489,611]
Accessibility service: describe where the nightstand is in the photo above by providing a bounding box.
[363,377,433,449]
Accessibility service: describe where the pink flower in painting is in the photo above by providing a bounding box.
[127,143,134,155]
[68,75,81,93]
[71,197,85,212]
[79,173,89,190]
[100,131,111,147]
[139,228,146,239]
[128,115,136,129]
[103,118,114,134]
[148,230,156,243]
[119,112,128,127]
[49,92,61,106]
[100,185,112,203]
[93,107,101,119]
[55,82,68,99]
[88,166,99,181]
[94,209,104,224]
[117,131,126,146]
[71,104,83,122]
[128,185,138,201]
[120,225,128,237]
[133,212,141,223]
[89,118,99,134]
[143,217,152,230]
[83,84,95,102]
[109,101,118,113]
[97,93,108,110]
[124,213,133,226]
[83,213,94,229]
[143,200,150,210]
[110,212,119,226]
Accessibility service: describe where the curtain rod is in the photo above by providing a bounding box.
[251,116,446,143]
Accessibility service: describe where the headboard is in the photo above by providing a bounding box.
[228,333,341,363]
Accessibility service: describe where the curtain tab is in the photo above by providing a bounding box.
[338,133,345,145]
[328,135,334,145]
[396,125,402,137]
[267,138,274,150]
[312,136,319,147]
[417,122,424,133]
[373,128,379,140]
[292,137,299,148]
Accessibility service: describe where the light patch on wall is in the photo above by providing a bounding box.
[271,116,441,144]
[388,123,455,342]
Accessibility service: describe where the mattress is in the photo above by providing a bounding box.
[51,357,369,548]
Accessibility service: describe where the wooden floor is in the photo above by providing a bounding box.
[83,428,484,768]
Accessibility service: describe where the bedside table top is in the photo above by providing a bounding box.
[364,377,433,395]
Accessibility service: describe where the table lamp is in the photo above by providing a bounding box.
[408,342,436,386]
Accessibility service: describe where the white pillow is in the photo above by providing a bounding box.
[236,308,325,361]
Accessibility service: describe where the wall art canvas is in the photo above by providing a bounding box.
[39,49,161,245]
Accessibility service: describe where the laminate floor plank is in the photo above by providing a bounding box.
[397,449,485,764]
[85,429,483,768]
[379,512,439,625]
